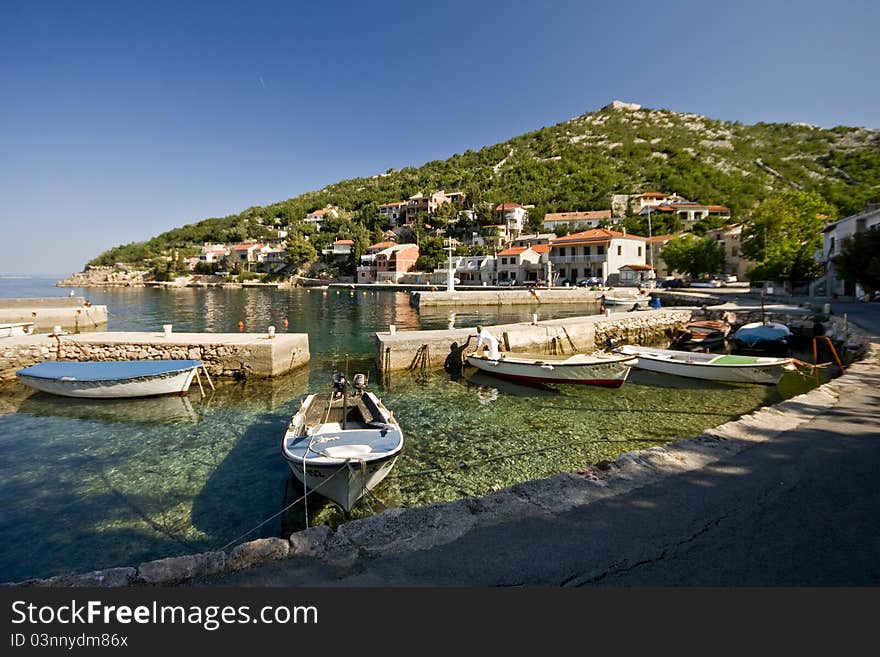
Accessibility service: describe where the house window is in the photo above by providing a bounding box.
[638,247,642,257]
[617,245,622,256]
[597,246,605,255]
[559,247,566,257]
[584,246,591,256]
[558,268,566,279]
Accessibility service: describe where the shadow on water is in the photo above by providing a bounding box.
[190,411,291,548]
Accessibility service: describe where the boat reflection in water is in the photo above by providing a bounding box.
[18,392,201,425]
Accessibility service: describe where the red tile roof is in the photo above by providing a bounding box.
[498,246,527,256]
[544,210,611,222]
[495,203,523,211]
[708,205,731,212]
[334,239,354,245]
[531,244,552,253]
[621,264,654,271]
[551,228,646,245]
[368,241,397,250]
[636,192,668,198]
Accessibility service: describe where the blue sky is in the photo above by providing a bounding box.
[1,0,878,276]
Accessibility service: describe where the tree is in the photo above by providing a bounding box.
[415,236,445,272]
[741,191,834,284]
[660,234,725,278]
[284,237,317,268]
[831,226,880,297]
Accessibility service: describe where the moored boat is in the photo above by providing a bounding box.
[730,321,791,355]
[0,322,34,337]
[15,360,204,398]
[667,319,731,351]
[602,293,651,307]
[616,345,795,384]
[281,373,404,512]
[465,351,636,388]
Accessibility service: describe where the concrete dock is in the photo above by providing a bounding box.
[0,331,309,380]
[0,296,108,331]
[376,308,694,373]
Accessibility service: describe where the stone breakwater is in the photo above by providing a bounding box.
[0,296,108,331]
[0,331,310,381]
[8,318,873,588]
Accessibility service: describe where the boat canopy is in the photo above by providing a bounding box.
[17,360,203,381]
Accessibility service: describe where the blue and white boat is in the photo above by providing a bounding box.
[730,321,791,355]
[282,373,404,512]
[16,360,204,399]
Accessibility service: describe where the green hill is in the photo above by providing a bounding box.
[89,100,880,269]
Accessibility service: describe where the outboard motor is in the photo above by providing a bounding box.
[352,373,368,394]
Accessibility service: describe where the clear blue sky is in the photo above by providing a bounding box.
[1,0,878,276]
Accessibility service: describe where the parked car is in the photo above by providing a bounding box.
[498,278,517,287]
[689,279,722,288]
[658,278,684,289]
[576,277,603,287]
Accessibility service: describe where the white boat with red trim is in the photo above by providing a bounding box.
[465,351,636,388]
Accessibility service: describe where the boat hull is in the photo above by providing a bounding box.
[281,391,405,512]
[466,353,635,388]
[619,346,792,384]
[603,295,651,307]
[16,360,202,398]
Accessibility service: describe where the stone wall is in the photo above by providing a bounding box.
[1,332,310,380]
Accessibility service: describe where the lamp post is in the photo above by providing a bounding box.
[444,238,455,293]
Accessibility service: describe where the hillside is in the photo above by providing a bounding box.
[89,100,880,268]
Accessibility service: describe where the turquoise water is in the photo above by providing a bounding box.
[0,279,820,582]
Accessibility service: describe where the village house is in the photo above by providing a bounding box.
[548,228,647,286]
[404,190,465,225]
[704,223,753,281]
[378,201,407,228]
[496,244,551,284]
[509,233,555,248]
[322,239,354,258]
[453,254,497,285]
[198,243,230,263]
[356,242,419,284]
[303,206,339,231]
[813,203,880,299]
[543,210,612,232]
[639,201,731,230]
[261,246,289,273]
[231,242,271,267]
[494,202,529,236]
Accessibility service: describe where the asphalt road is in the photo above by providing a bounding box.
[195,301,880,587]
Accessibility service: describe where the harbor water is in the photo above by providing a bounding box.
[0,279,821,582]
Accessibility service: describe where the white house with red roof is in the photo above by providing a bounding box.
[198,243,230,263]
[548,228,647,286]
[378,201,407,228]
[543,210,612,232]
[496,243,552,285]
[495,202,529,235]
[303,206,339,230]
[231,242,271,265]
[638,200,730,230]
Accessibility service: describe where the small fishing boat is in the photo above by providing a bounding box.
[15,360,205,398]
[602,293,651,308]
[667,319,731,351]
[730,321,791,355]
[281,373,404,512]
[616,345,795,384]
[0,322,34,337]
[466,351,636,388]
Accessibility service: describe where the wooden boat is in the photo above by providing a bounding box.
[281,373,404,512]
[667,319,731,351]
[466,351,636,388]
[15,360,204,398]
[616,345,795,384]
[730,321,791,355]
[0,322,34,337]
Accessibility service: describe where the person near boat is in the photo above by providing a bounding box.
[474,325,501,360]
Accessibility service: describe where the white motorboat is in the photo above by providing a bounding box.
[281,373,405,512]
[466,351,636,388]
[0,322,34,337]
[602,294,651,308]
[15,360,204,398]
[616,345,795,384]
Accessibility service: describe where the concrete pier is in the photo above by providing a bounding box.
[1,331,309,380]
[412,288,606,308]
[375,308,694,373]
[0,296,108,331]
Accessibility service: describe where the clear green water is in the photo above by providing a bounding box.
[0,281,823,582]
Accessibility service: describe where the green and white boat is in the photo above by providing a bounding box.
[616,345,796,385]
